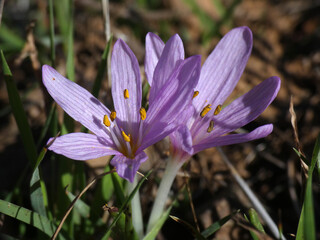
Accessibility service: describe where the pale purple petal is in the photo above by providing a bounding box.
[42,65,111,138]
[193,124,273,153]
[194,76,280,143]
[139,55,201,151]
[47,133,119,160]
[111,39,142,136]
[145,32,165,86]
[170,125,193,156]
[193,27,253,116]
[111,151,148,182]
[148,34,185,105]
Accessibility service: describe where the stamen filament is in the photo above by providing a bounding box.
[124,89,129,99]
[214,105,222,115]
[103,115,111,127]
[140,107,146,120]
[200,104,212,118]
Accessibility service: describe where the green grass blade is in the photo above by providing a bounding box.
[111,171,125,205]
[169,215,206,240]
[48,0,56,67]
[91,36,113,98]
[66,0,74,81]
[0,199,58,238]
[143,205,173,240]
[248,208,265,233]
[102,171,152,238]
[296,134,319,240]
[201,210,240,238]
[36,103,56,148]
[66,190,90,218]
[0,24,24,52]
[30,147,50,217]
[1,50,37,167]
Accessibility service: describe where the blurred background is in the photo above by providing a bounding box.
[1,0,320,239]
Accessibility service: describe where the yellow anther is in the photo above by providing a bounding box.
[110,111,116,121]
[214,105,222,115]
[121,131,131,142]
[207,120,214,133]
[124,89,129,99]
[200,104,212,118]
[192,91,199,99]
[140,107,146,120]
[103,115,111,127]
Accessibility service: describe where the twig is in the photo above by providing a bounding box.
[289,96,309,176]
[183,169,200,232]
[51,169,116,240]
[217,147,286,240]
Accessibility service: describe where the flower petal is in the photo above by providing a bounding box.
[111,39,142,135]
[170,125,193,156]
[139,55,201,151]
[194,76,280,144]
[145,32,165,86]
[193,26,253,116]
[193,124,273,153]
[111,151,148,182]
[148,34,184,106]
[42,65,111,138]
[47,133,119,160]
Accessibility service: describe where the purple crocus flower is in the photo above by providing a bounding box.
[42,39,201,182]
[145,26,281,162]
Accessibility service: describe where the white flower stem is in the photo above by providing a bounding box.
[128,176,144,239]
[146,157,183,233]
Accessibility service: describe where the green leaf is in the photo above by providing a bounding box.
[201,210,239,238]
[91,36,113,98]
[111,171,125,205]
[102,171,152,238]
[248,208,265,233]
[66,190,90,218]
[1,50,37,167]
[296,134,320,240]
[169,215,206,240]
[143,205,173,240]
[0,199,66,239]
[49,0,56,67]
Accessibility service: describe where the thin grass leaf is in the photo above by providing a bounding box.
[1,50,37,167]
[0,199,67,240]
[143,205,173,240]
[102,171,152,238]
[111,170,125,205]
[48,0,56,67]
[91,35,113,98]
[30,147,50,218]
[66,0,74,82]
[169,215,206,240]
[0,24,24,51]
[201,210,240,238]
[296,134,319,240]
[244,214,259,240]
[248,208,265,233]
[66,190,90,218]
[37,103,56,148]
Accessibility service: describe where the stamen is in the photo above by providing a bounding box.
[192,91,199,99]
[140,107,146,120]
[124,89,129,99]
[200,104,212,118]
[121,131,131,142]
[110,110,116,121]
[214,105,222,115]
[103,115,111,127]
[207,120,214,133]
[52,78,55,80]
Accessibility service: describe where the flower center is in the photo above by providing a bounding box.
[102,89,147,158]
